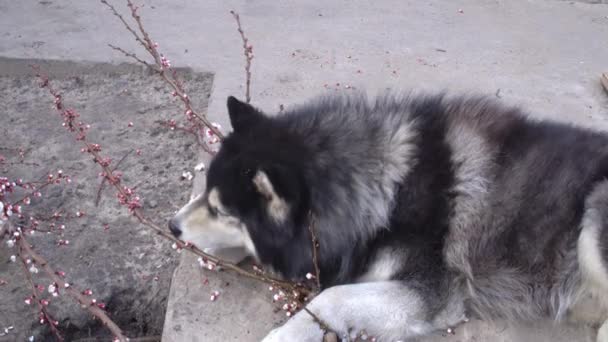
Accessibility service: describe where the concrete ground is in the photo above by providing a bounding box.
[0,58,212,341]
[2,0,608,341]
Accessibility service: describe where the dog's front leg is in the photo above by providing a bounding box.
[262,281,438,342]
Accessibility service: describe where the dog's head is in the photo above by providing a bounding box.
[169,97,312,275]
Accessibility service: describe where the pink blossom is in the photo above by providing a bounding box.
[185,109,194,121]
[168,119,177,130]
[97,157,112,167]
[160,55,171,68]
[56,239,70,246]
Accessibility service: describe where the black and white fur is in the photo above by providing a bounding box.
[169,93,608,341]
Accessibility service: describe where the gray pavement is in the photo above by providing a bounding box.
[2,0,608,341]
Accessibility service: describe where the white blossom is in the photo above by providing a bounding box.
[182,171,193,181]
[194,162,206,172]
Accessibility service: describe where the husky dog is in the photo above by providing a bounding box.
[169,93,608,341]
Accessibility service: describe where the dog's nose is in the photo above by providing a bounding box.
[168,218,182,237]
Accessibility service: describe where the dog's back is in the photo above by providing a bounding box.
[438,97,608,324]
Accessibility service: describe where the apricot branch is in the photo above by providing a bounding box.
[16,227,128,342]
[100,0,224,140]
[230,10,254,103]
[17,249,64,341]
[307,213,322,291]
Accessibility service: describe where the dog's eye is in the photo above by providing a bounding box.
[217,209,230,217]
[210,206,229,217]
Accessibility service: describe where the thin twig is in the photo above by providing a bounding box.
[100,0,149,52]
[302,307,334,333]
[158,121,217,155]
[230,10,254,103]
[126,0,160,63]
[95,150,132,207]
[108,44,150,67]
[0,161,41,167]
[158,71,224,138]
[307,213,321,290]
[17,244,64,341]
[10,175,57,208]
[200,139,217,156]
[304,214,334,336]
[0,222,8,242]
[100,0,224,139]
[17,230,128,341]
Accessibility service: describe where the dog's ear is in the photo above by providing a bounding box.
[253,169,290,223]
[252,170,274,200]
[227,96,263,133]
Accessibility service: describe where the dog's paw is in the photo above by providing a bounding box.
[261,313,325,342]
